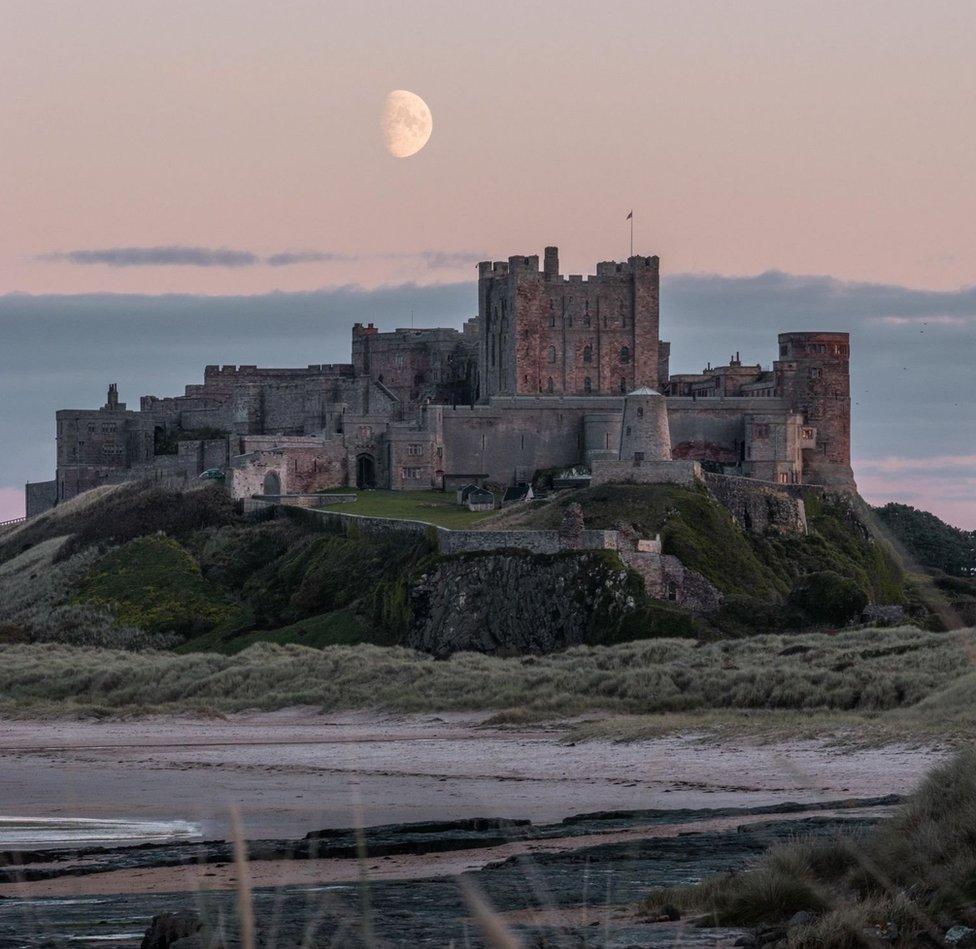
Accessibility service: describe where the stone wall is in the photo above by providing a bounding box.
[25,480,57,518]
[477,249,660,400]
[229,443,347,500]
[617,550,723,614]
[439,528,622,556]
[703,472,808,535]
[775,332,854,488]
[351,322,477,405]
[590,458,701,487]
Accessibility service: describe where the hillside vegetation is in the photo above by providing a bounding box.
[510,484,909,635]
[874,501,976,628]
[0,479,933,655]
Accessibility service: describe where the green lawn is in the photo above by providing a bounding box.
[316,489,496,529]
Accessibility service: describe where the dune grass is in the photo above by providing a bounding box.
[0,626,974,730]
[644,751,976,946]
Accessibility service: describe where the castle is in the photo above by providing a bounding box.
[27,247,854,516]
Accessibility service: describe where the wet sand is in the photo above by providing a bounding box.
[0,708,943,844]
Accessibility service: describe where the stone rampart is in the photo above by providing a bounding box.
[439,528,621,556]
[590,459,701,487]
[703,471,808,534]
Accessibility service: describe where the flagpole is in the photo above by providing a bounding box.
[630,212,634,256]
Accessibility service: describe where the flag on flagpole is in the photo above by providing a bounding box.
[626,211,633,220]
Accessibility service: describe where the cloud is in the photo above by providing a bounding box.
[40,246,260,267]
[855,454,976,474]
[265,251,348,267]
[420,251,485,270]
[37,247,488,269]
[664,270,976,328]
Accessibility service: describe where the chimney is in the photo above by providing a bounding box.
[544,246,559,278]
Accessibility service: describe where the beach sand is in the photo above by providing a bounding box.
[0,709,943,845]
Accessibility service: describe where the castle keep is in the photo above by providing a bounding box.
[28,247,855,516]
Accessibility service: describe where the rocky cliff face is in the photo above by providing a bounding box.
[407,550,644,657]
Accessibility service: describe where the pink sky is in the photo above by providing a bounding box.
[1,0,973,295]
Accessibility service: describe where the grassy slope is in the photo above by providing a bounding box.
[317,489,496,529]
[73,535,251,638]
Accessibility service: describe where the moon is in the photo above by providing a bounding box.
[381,90,432,158]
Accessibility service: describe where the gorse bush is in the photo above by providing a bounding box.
[644,751,976,947]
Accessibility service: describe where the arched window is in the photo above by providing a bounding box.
[582,345,592,364]
[583,376,592,394]
[620,346,630,364]
[549,314,556,328]
[547,377,554,394]
[547,345,556,364]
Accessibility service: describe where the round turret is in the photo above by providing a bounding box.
[619,387,671,461]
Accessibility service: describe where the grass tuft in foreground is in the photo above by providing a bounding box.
[644,751,976,946]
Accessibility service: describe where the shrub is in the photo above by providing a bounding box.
[72,535,250,640]
[643,751,976,945]
[789,571,869,626]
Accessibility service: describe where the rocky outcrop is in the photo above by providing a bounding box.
[141,911,201,949]
[703,472,808,535]
[407,550,643,656]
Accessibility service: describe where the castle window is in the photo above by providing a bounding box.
[637,407,644,418]
[407,443,423,456]
[547,345,556,364]
[626,426,632,436]
[667,580,678,601]
[490,338,496,367]
[603,315,608,329]
[583,376,592,394]
[358,425,373,439]
[547,377,554,394]
[583,345,592,364]
[549,314,555,327]
[401,467,422,479]
[620,346,630,364]
[754,423,770,438]
[619,378,626,393]
[809,368,822,378]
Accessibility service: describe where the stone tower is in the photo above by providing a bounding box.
[477,248,661,400]
[775,332,855,488]
[619,387,672,461]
